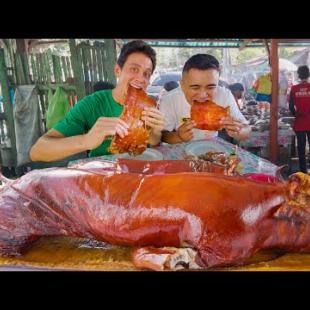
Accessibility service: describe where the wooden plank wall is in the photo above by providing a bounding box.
[9,39,117,130]
[76,40,117,95]
[0,39,117,168]
[12,50,77,133]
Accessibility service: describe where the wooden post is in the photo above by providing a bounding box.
[0,48,17,166]
[105,39,117,85]
[269,39,279,164]
[16,39,27,53]
[69,39,86,100]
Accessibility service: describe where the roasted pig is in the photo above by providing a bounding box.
[0,160,309,271]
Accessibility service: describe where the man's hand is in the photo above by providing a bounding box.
[176,120,196,142]
[84,117,129,150]
[141,107,165,134]
[220,116,250,140]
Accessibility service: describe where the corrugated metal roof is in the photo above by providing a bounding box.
[141,39,251,48]
[117,39,310,48]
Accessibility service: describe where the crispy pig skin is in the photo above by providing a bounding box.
[0,160,309,270]
[109,85,156,156]
[191,100,230,131]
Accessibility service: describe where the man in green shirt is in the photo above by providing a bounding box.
[30,40,165,162]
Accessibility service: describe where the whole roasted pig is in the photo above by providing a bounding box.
[0,159,309,271]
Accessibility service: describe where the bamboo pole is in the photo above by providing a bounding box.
[104,39,117,85]
[69,39,86,100]
[269,39,279,164]
[0,48,17,166]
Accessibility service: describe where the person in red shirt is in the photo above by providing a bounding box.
[289,65,310,173]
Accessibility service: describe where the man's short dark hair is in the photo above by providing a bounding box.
[182,54,220,75]
[93,81,115,92]
[117,40,156,73]
[229,83,245,93]
[297,65,310,80]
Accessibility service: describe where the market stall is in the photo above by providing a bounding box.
[1,39,310,272]
[238,101,295,159]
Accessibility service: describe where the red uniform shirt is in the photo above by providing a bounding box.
[290,82,310,131]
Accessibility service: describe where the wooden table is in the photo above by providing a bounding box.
[0,237,309,271]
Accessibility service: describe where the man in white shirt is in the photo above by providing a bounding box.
[160,54,251,144]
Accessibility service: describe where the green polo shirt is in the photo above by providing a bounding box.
[53,89,124,157]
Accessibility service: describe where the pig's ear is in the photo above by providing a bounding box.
[286,172,310,209]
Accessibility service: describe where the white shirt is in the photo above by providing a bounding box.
[159,86,248,140]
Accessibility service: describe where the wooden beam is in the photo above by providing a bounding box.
[27,39,69,52]
[278,38,310,43]
[37,84,76,91]
[269,39,279,164]
[239,39,254,50]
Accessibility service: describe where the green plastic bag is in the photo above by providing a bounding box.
[45,86,71,129]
